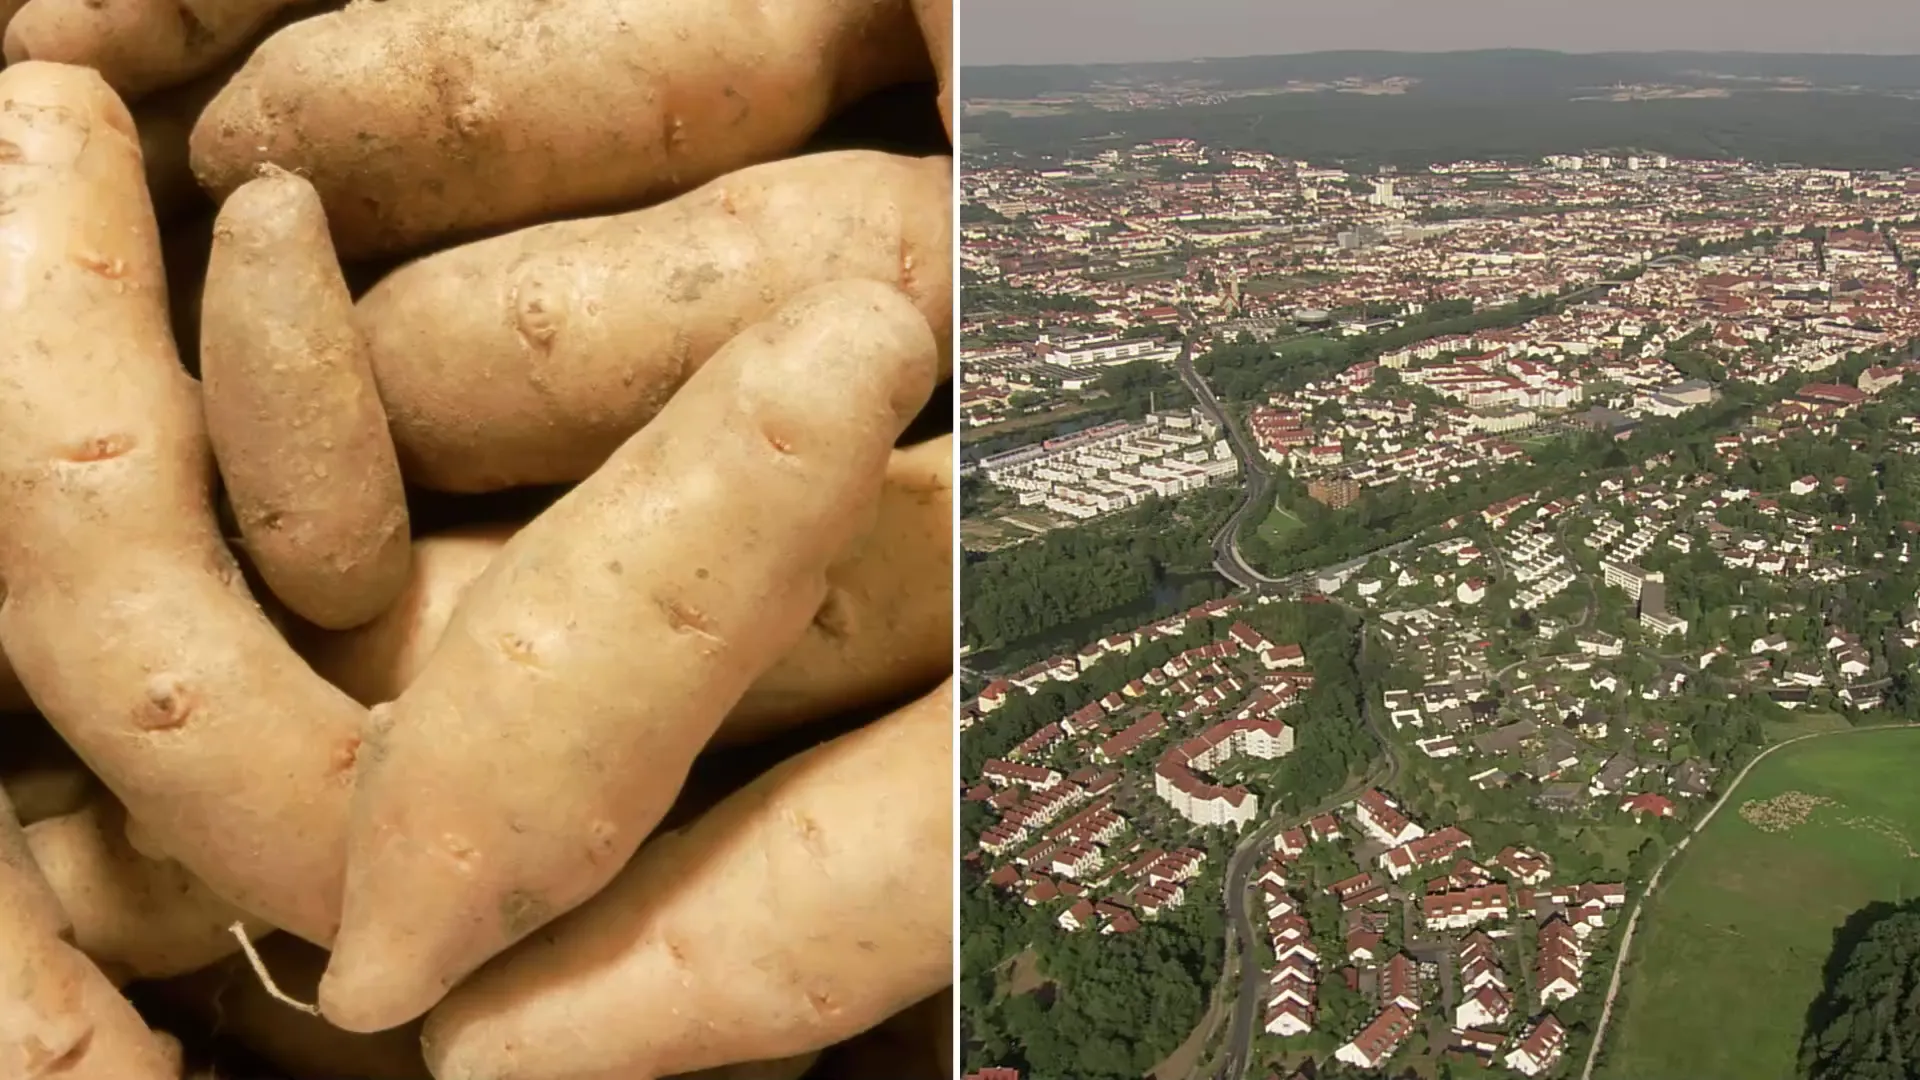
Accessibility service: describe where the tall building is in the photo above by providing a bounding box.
[1309,475,1362,509]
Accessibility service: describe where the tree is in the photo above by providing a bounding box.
[1800,900,1920,1080]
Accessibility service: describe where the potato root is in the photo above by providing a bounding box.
[316,279,938,1033]
[421,680,955,1080]
[190,0,931,258]
[0,61,364,945]
[26,799,267,983]
[300,435,951,745]
[357,150,952,492]
[909,0,951,139]
[0,789,181,1080]
[202,166,412,629]
[1,0,304,99]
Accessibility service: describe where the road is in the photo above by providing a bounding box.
[1172,333,1283,590]
[1577,721,1920,1080]
[1212,616,1399,1080]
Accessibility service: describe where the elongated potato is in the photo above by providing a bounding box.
[2,0,304,99]
[189,0,931,258]
[26,798,268,983]
[203,166,412,629]
[317,280,939,1033]
[910,0,951,139]
[295,524,518,707]
[0,790,180,1080]
[727,433,952,743]
[359,150,952,492]
[0,61,364,946]
[299,435,951,744]
[422,681,955,1080]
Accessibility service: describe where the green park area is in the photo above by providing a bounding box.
[1598,726,1920,1080]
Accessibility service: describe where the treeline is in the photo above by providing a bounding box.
[968,88,1920,172]
[962,488,1237,652]
[964,283,1104,316]
[1801,900,1920,1080]
[1195,293,1563,402]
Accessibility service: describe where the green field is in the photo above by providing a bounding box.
[1599,727,1920,1080]
[1257,504,1306,545]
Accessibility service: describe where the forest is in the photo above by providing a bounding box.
[961,487,1237,654]
[1800,900,1920,1080]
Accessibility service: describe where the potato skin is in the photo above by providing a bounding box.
[0,61,363,945]
[300,437,951,744]
[724,434,952,745]
[421,681,956,1080]
[296,524,519,707]
[358,150,953,492]
[2,0,301,99]
[0,790,180,1080]
[189,0,931,258]
[26,799,266,982]
[909,0,951,139]
[317,281,939,1034]
[202,166,412,629]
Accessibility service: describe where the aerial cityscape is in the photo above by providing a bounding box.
[957,42,1920,1080]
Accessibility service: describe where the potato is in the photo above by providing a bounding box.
[0,790,180,1080]
[188,0,931,258]
[357,149,952,492]
[131,60,238,224]
[26,798,267,983]
[0,719,96,824]
[0,61,363,946]
[159,935,431,1080]
[2,763,95,826]
[202,166,412,629]
[1,0,303,99]
[299,435,952,745]
[0,651,29,713]
[726,433,953,745]
[317,279,939,1033]
[421,680,955,1080]
[295,524,518,707]
[910,0,951,139]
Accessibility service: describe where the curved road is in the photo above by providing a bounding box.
[1579,721,1920,1080]
[1213,619,1398,1080]
[1173,333,1283,590]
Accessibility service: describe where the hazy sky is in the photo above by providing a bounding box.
[962,0,1920,66]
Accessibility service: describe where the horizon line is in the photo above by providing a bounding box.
[963,46,1920,71]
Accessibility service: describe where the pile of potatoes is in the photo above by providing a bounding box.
[0,0,956,1076]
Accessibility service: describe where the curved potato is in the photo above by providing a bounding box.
[358,150,952,492]
[909,0,951,139]
[189,0,930,258]
[299,436,951,745]
[317,281,939,1033]
[0,790,180,1080]
[26,799,267,983]
[202,166,411,629]
[0,61,364,946]
[2,0,306,99]
[422,681,955,1080]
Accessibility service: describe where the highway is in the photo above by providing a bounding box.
[1171,333,1284,591]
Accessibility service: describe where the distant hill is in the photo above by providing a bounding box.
[961,50,1920,169]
